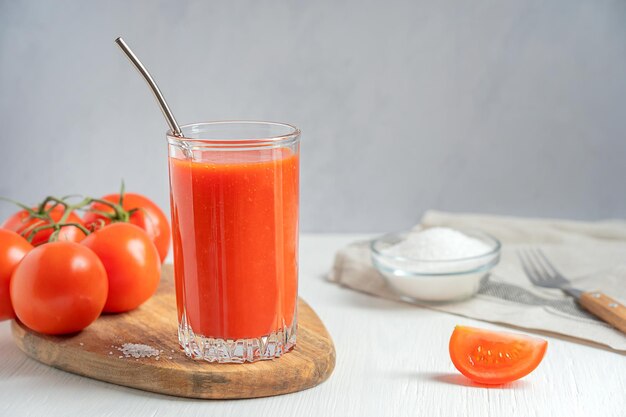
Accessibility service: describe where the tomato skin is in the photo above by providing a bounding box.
[449,326,547,385]
[2,205,86,246]
[0,230,33,320]
[81,223,161,313]
[83,193,170,263]
[10,242,108,334]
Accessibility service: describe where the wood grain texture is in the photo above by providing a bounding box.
[10,265,335,399]
[579,291,626,334]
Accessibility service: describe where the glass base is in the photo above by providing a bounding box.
[178,314,297,363]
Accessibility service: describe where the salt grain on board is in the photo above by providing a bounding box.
[117,343,162,359]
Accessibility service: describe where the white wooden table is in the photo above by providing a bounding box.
[1,234,625,417]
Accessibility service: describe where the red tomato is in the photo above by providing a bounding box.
[83,193,170,263]
[2,205,86,246]
[449,326,547,385]
[10,242,108,334]
[0,230,33,320]
[81,223,161,313]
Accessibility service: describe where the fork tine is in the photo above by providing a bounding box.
[527,249,552,282]
[535,249,561,277]
[518,250,542,285]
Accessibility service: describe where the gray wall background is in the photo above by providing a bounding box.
[1,0,625,232]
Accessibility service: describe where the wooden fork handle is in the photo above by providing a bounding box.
[579,291,626,334]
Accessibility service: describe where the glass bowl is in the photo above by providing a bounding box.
[370,229,501,302]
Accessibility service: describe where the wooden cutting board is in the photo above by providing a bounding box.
[11,265,335,399]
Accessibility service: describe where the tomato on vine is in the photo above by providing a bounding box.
[10,241,108,334]
[1,187,166,325]
[2,203,87,246]
[82,222,161,313]
[0,230,33,320]
[83,192,170,263]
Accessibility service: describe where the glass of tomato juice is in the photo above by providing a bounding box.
[167,121,300,363]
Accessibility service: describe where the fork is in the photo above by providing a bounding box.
[519,248,626,334]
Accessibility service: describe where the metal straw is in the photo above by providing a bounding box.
[115,37,183,137]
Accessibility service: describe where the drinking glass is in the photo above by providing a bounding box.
[167,121,300,363]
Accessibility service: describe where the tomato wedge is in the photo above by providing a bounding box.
[449,326,547,385]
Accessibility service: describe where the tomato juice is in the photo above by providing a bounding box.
[169,146,299,342]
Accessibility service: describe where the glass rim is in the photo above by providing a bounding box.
[167,120,300,146]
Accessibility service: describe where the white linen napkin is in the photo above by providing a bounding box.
[329,210,626,352]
